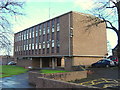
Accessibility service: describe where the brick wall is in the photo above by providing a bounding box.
[0,56,14,65]
[36,77,101,89]
[73,57,103,66]
[29,71,87,85]
[17,59,32,67]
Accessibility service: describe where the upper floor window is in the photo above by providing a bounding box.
[47,27,50,33]
[36,29,38,37]
[26,45,28,50]
[52,40,54,47]
[29,44,31,50]
[21,33,23,40]
[43,23,46,34]
[32,29,34,38]
[52,27,54,32]
[47,21,50,33]
[35,43,38,49]
[52,19,54,27]
[39,25,42,35]
[26,33,28,40]
[32,43,34,50]
[24,31,26,40]
[43,42,45,48]
[24,45,26,50]
[47,43,50,48]
[43,28,46,34]
[56,31,60,41]
[39,43,41,49]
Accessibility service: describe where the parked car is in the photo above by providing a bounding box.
[7,61,16,65]
[91,59,115,67]
[107,56,118,65]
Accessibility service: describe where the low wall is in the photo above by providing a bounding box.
[36,77,101,89]
[29,71,87,85]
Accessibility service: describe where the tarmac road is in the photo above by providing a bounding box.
[0,72,35,89]
[73,67,120,89]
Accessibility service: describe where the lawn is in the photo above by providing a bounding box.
[40,69,68,74]
[0,65,28,78]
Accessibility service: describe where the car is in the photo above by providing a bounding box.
[7,61,16,65]
[91,59,115,67]
[107,56,118,65]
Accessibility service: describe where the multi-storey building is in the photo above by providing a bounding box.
[14,11,107,71]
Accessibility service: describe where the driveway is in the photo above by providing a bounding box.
[0,72,35,89]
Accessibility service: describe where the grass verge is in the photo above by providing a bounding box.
[40,69,68,74]
[0,65,28,78]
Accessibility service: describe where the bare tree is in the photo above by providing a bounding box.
[85,0,120,63]
[0,0,25,55]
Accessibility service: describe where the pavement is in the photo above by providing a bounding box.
[0,72,35,89]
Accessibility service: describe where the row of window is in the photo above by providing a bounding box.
[15,41,60,52]
[15,18,60,42]
[15,45,60,55]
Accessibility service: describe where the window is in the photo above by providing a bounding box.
[39,43,41,49]
[43,42,45,48]
[52,27,54,32]
[56,18,60,31]
[36,29,38,37]
[29,29,31,38]
[26,31,28,39]
[52,40,54,47]
[35,43,38,49]
[43,23,46,34]
[22,33,23,40]
[43,28,46,34]
[47,27,50,33]
[47,43,50,48]
[24,32,26,40]
[24,45,26,50]
[57,24,60,31]
[29,44,31,50]
[47,21,50,33]
[32,29,34,38]
[56,31,60,41]
[19,33,21,41]
[32,43,34,50]
[26,45,28,50]
[52,19,54,32]
[39,26,42,35]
